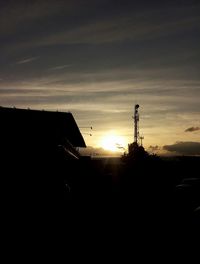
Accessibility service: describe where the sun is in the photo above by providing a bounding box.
[100,133,126,152]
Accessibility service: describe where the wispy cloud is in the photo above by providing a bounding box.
[0,1,67,35]
[3,3,199,52]
[48,65,72,71]
[23,7,200,47]
[16,57,39,65]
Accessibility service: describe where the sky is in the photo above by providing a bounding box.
[0,0,200,155]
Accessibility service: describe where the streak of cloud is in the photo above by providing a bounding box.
[48,65,72,71]
[8,6,200,49]
[16,57,39,64]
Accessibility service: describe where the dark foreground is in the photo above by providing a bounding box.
[65,156,200,237]
[1,107,198,256]
[1,151,199,254]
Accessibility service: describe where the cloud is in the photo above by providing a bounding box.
[48,65,72,71]
[185,127,200,132]
[148,145,160,152]
[3,3,199,52]
[0,75,199,121]
[163,141,200,156]
[19,9,200,47]
[79,146,122,157]
[16,57,39,64]
[0,1,68,35]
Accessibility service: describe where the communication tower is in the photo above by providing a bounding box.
[134,104,140,145]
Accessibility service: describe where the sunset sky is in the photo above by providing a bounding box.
[0,0,199,155]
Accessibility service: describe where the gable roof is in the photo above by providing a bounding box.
[0,107,86,148]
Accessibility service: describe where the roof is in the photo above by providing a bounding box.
[0,106,86,148]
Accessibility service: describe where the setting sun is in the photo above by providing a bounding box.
[100,133,126,152]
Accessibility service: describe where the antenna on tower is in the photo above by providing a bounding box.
[125,104,148,160]
[134,104,140,145]
[139,135,144,146]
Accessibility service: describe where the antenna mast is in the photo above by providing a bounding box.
[140,136,144,146]
[134,104,140,144]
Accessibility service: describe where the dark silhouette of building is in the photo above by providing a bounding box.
[0,106,86,232]
[0,106,86,160]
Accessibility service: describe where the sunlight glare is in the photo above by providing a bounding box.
[100,133,126,152]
